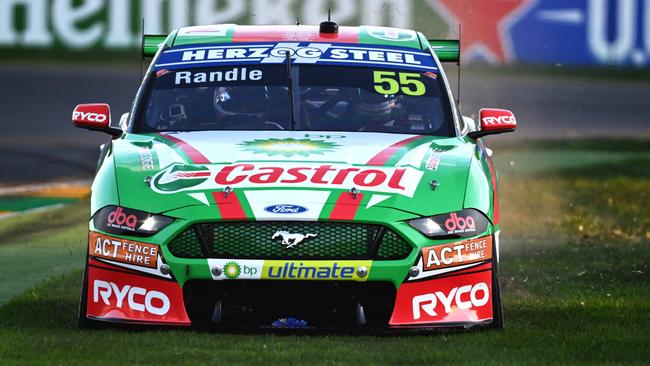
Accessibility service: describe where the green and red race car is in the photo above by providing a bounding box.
[72,21,517,330]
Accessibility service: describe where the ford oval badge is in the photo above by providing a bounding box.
[264,204,308,214]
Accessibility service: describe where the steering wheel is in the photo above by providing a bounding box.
[301,88,348,121]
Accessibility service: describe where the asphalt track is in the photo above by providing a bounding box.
[1,64,649,184]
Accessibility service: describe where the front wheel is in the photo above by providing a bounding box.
[77,254,100,329]
[491,238,504,329]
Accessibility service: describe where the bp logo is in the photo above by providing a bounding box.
[152,164,211,192]
[239,138,339,157]
[223,261,241,279]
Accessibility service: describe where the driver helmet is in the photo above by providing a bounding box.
[351,89,401,123]
[213,86,271,123]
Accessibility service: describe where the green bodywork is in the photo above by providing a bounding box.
[93,24,495,292]
[90,132,497,289]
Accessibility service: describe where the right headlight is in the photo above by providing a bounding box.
[408,209,489,239]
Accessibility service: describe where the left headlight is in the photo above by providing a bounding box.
[92,205,173,237]
[408,209,489,239]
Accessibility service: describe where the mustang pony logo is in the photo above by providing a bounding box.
[272,230,317,248]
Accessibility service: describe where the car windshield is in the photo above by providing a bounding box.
[138,43,455,136]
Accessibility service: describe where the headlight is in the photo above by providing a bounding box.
[408,209,489,238]
[92,205,173,236]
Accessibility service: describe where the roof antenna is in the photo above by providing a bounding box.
[320,8,339,33]
[296,17,300,26]
[456,23,461,107]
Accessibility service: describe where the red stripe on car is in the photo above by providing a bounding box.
[329,192,364,220]
[212,191,248,220]
[231,25,359,43]
[159,133,210,164]
[366,135,425,166]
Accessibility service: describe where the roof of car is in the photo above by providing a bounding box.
[171,24,427,50]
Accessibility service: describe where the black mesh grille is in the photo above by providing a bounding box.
[167,222,412,260]
[167,228,204,258]
[376,230,414,260]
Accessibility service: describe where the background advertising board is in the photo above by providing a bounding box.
[0,0,649,67]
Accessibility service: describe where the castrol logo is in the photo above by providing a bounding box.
[151,162,423,198]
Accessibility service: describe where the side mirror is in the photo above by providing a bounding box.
[72,103,122,137]
[468,108,517,139]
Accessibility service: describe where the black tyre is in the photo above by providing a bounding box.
[491,238,504,330]
[77,254,100,329]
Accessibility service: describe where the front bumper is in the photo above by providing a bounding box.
[83,219,499,330]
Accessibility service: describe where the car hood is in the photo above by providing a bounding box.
[112,131,474,218]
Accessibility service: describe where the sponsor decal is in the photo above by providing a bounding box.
[174,67,263,85]
[207,259,263,280]
[89,232,159,269]
[264,204,309,214]
[153,164,210,192]
[106,206,137,231]
[445,212,476,234]
[156,42,437,71]
[72,103,111,128]
[262,260,371,281]
[422,235,493,271]
[425,154,440,171]
[239,138,339,157]
[271,230,317,249]
[412,282,490,320]
[136,146,155,171]
[1,2,411,53]
[151,162,423,198]
[390,270,493,325]
[223,261,241,279]
[481,115,516,126]
[86,266,190,324]
[94,280,170,316]
[72,111,107,123]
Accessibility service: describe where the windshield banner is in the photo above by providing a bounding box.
[154,42,438,72]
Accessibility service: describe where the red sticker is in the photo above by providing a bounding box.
[389,270,493,325]
[86,266,190,325]
[479,108,517,132]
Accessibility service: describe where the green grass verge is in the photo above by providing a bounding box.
[0,140,648,365]
[0,201,88,304]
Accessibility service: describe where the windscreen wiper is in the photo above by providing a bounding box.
[284,50,296,130]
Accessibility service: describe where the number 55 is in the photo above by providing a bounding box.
[373,71,426,96]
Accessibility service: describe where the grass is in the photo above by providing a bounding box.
[0,201,88,304]
[0,140,648,365]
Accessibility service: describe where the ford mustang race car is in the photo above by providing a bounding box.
[73,21,517,331]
